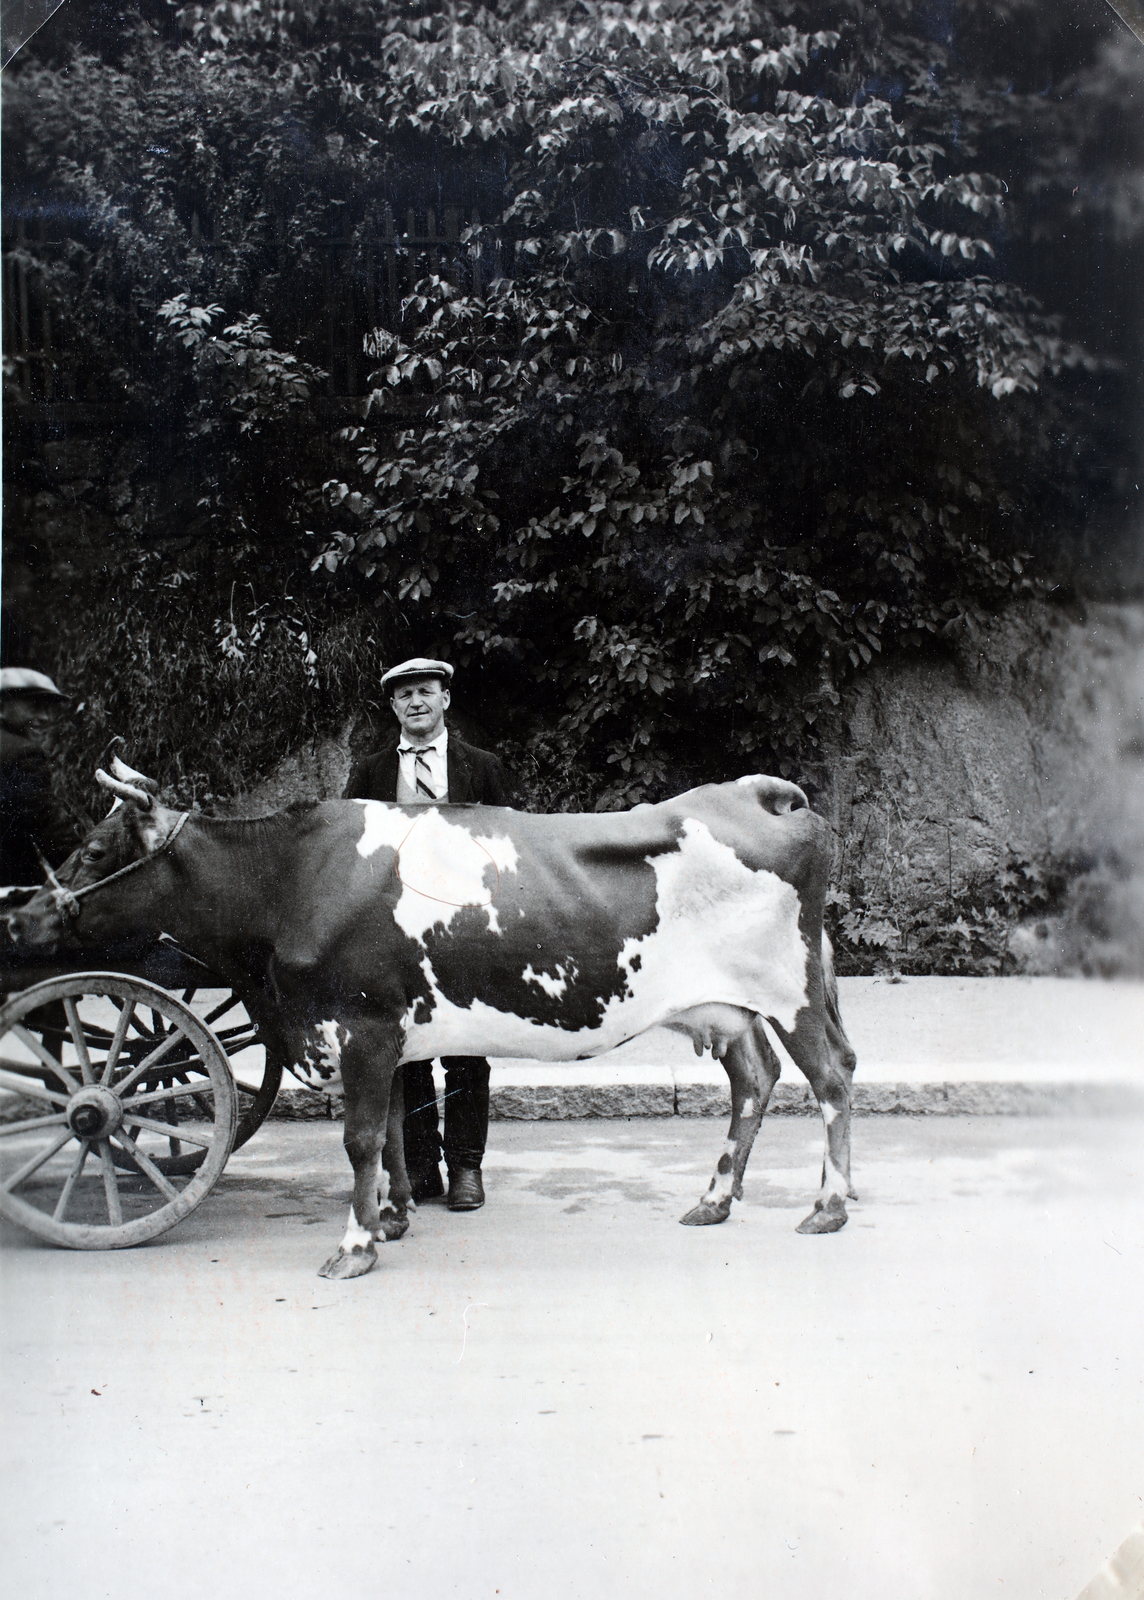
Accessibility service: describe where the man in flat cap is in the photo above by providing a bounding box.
[0,668,79,885]
[343,657,512,1212]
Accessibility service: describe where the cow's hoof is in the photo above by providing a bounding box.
[796,1196,848,1235]
[318,1243,378,1279]
[847,1185,860,1202]
[376,1207,409,1242]
[679,1199,732,1226]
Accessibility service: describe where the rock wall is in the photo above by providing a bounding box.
[813,602,1144,971]
[214,721,357,816]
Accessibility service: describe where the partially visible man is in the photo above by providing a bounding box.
[0,668,78,886]
[343,657,512,1212]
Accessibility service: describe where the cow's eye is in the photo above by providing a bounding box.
[83,845,105,862]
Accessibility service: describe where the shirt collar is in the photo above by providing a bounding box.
[397,728,448,756]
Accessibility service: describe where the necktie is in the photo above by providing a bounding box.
[412,747,436,800]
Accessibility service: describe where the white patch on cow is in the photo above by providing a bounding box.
[397,818,808,1063]
[318,1020,343,1070]
[522,963,570,1000]
[141,813,174,853]
[735,773,766,786]
[822,1100,839,1125]
[294,1020,351,1092]
[741,1098,755,1118]
[352,802,512,938]
[475,833,519,877]
[706,1138,739,1206]
[353,799,407,860]
[821,1151,849,1204]
[339,1205,373,1253]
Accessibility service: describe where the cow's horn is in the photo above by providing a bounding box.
[110,754,160,794]
[96,769,154,810]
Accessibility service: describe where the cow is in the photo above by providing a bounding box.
[4,766,857,1278]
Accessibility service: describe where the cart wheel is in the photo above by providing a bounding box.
[143,989,284,1177]
[0,974,237,1249]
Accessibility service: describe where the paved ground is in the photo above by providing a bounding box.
[3,1113,1142,1600]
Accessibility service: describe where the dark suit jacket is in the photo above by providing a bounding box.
[1,724,79,885]
[343,730,512,807]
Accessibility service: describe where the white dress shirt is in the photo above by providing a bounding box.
[397,727,449,802]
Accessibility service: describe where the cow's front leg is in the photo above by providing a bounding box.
[681,1018,780,1226]
[319,1022,406,1279]
[379,1061,412,1233]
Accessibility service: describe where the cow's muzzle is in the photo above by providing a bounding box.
[3,907,64,956]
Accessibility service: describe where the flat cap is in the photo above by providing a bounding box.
[380,657,454,693]
[0,668,68,700]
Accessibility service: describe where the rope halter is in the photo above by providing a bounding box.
[40,811,190,923]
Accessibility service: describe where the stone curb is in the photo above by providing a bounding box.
[267,1078,1144,1122]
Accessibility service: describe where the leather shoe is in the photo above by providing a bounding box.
[446,1167,485,1211]
[409,1166,444,1203]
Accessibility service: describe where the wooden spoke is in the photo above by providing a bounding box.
[110,1026,194,1098]
[97,1139,123,1225]
[159,1090,182,1157]
[204,995,243,1026]
[119,1114,213,1148]
[0,1110,70,1137]
[53,1141,91,1222]
[112,1132,179,1202]
[150,1053,207,1076]
[1,1128,74,1193]
[100,999,135,1084]
[0,1066,69,1105]
[124,1008,157,1041]
[118,1076,211,1111]
[214,1024,259,1051]
[10,1025,79,1092]
[74,1024,114,1046]
[62,999,95,1084]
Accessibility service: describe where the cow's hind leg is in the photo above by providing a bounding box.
[319,1022,407,1280]
[680,1019,781,1226]
[821,932,859,1200]
[771,1009,852,1235]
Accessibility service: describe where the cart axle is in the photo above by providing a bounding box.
[67,1087,122,1140]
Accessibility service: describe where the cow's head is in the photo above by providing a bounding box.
[3,757,185,960]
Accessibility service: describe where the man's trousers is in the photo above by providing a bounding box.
[402,1057,490,1174]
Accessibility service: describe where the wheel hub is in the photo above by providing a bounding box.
[66,1085,123,1140]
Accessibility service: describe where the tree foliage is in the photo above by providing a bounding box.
[3,0,1139,810]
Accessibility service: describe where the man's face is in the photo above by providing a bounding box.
[1,695,61,749]
[390,676,450,744]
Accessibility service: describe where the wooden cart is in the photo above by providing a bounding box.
[0,900,284,1249]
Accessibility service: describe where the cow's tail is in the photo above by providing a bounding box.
[820,929,857,1076]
